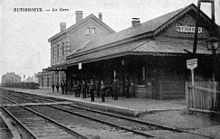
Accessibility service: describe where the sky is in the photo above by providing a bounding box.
[0,0,220,82]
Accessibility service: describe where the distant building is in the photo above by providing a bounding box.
[25,74,38,83]
[1,72,21,85]
[37,71,50,88]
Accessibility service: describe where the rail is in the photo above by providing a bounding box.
[0,95,88,139]
[1,88,215,138]
[0,104,38,139]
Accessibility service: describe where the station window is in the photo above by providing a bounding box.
[62,43,65,57]
[91,28,95,35]
[53,47,56,60]
[57,45,59,58]
[52,47,54,59]
[86,27,96,35]
[86,28,90,35]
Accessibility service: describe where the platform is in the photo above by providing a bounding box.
[1,87,220,139]
[0,87,185,117]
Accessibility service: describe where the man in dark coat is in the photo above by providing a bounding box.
[77,81,81,98]
[51,83,55,92]
[61,81,64,94]
[113,78,120,100]
[81,80,87,98]
[125,78,130,98]
[73,81,78,97]
[64,81,67,95]
[100,80,106,102]
[56,82,59,93]
[95,80,100,98]
[89,79,95,102]
[130,81,136,97]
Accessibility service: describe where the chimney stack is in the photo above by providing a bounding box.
[75,11,83,23]
[60,22,66,32]
[132,18,140,27]
[98,12,102,21]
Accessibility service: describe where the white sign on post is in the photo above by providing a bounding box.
[186,58,198,70]
[78,63,82,70]
[186,58,198,86]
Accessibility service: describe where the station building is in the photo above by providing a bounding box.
[43,4,219,99]
[38,11,115,88]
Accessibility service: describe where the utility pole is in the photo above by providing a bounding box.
[193,0,215,54]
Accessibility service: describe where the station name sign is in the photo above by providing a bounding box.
[176,24,203,34]
[186,58,198,70]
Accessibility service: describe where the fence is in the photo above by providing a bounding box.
[136,84,152,98]
[151,80,185,99]
[185,81,220,113]
[158,80,185,99]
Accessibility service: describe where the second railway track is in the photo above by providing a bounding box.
[0,89,214,139]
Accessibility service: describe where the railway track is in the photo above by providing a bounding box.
[0,96,89,139]
[0,89,214,139]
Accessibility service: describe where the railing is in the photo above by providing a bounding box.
[185,82,220,113]
[136,84,152,98]
[151,80,185,99]
[158,80,185,100]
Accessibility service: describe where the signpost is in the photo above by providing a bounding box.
[186,58,198,86]
[186,58,198,114]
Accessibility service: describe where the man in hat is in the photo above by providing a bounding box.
[113,78,120,100]
[89,79,95,102]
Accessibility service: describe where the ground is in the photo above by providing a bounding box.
[140,110,220,138]
[1,87,220,138]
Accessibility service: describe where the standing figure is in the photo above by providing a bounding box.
[72,81,76,95]
[113,78,120,100]
[51,83,55,92]
[130,81,136,97]
[61,81,64,94]
[107,81,113,98]
[112,79,116,99]
[74,81,78,97]
[64,81,67,95]
[100,80,106,102]
[81,80,87,98]
[95,80,100,98]
[56,82,59,93]
[125,78,130,98]
[105,81,110,97]
[87,80,90,98]
[67,81,71,94]
[77,81,81,98]
[89,79,95,102]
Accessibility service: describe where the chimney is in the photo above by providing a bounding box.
[132,18,140,27]
[75,11,83,23]
[60,22,66,32]
[98,12,102,21]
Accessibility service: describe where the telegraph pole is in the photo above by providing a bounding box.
[193,0,215,54]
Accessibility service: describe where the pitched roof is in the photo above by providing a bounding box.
[67,3,216,60]
[48,14,115,42]
[133,40,210,54]
[45,3,216,71]
[2,72,21,79]
[45,39,211,71]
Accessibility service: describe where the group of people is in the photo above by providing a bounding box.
[51,81,67,95]
[51,78,121,102]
